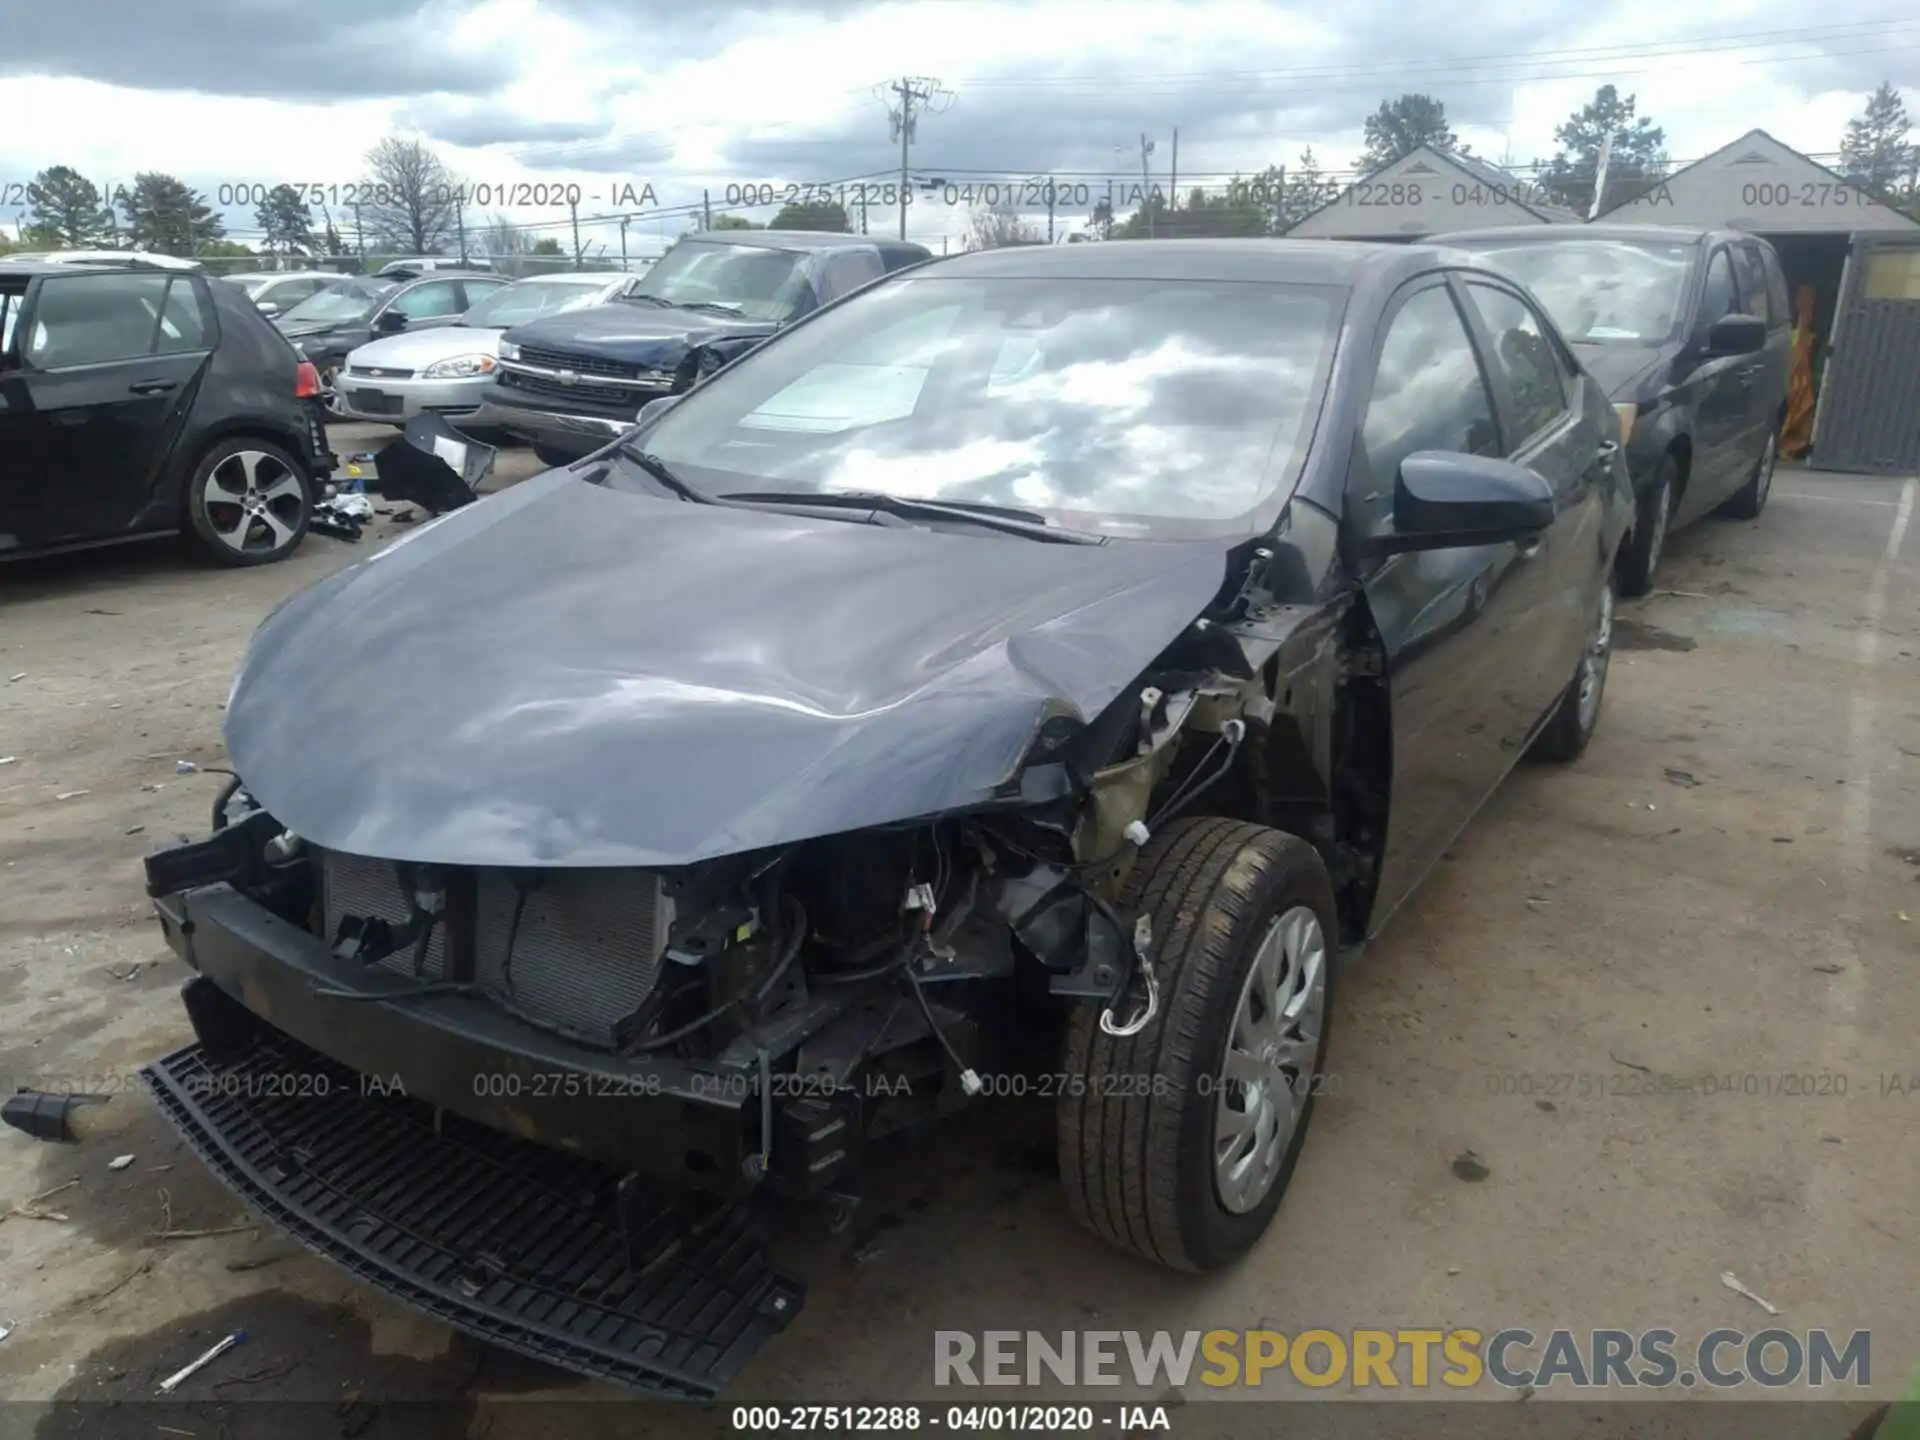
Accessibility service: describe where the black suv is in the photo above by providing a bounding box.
[1430,224,1792,594]
[473,231,932,462]
[0,260,337,566]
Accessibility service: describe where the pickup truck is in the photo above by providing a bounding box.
[470,230,932,463]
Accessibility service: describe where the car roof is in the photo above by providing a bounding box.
[683,229,930,256]
[514,270,631,282]
[1429,223,1719,246]
[908,237,1492,288]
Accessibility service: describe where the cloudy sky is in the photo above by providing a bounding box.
[2,0,1916,254]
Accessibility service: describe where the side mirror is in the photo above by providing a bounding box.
[1364,451,1555,557]
[376,310,409,333]
[255,301,280,318]
[1703,312,1765,357]
[636,393,683,426]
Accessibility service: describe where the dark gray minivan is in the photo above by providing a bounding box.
[1429,224,1791,595]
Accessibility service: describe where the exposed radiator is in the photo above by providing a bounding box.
[318,853,673,1046]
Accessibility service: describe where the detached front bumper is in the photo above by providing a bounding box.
[152,883,760,1191]
[464,395,636,457]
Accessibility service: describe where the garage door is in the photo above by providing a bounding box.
[1813,235,1920,474]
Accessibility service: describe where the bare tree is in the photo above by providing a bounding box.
[359,136,461,255]
[966,201,1040,250]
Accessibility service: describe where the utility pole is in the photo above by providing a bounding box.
[568,198,583,269]
[880,77,954,241]
[454,204,468,265]
[1045,179,1055,243]
[1170,127,1178,224]
[1140,134,1157,239]
[351,199,364,262]
[858,191,868,235]
[619,216,630,271]
[702,189,712,230]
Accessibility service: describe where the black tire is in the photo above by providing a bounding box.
[1058,817,1337,1272]
[1717,425,1777,520]
[1615,454,1676,598]
[182,436,314,567]
[1530,574,1614,763]
[533,442,583,468]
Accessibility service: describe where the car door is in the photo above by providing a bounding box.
[0,270,212,548]
[1348,278,1539,928]
[1456,275,1609,721]
[1731,240,1791,454]
[1672,245,1749,523]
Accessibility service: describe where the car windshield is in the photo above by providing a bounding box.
[625,274,1343,540]
[282,277,397,324]
[1461,239,1696,344]
[625,241,814,322]
[463,278,612,328]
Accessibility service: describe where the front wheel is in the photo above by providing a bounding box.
[1058,818,1337,1272]
[183,437,313,567]
[1616,455,1675,598]
[1718,428,1777,520]
[1530,575,1614,763]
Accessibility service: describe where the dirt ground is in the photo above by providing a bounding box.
[1,429,1915,1434]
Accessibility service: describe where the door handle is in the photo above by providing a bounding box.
[129,379,179,395]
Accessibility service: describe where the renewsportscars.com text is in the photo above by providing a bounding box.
[933,1328,1871,1391]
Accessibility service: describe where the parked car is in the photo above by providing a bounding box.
[219,270,342,319]
[275,271,510,395]
[1430,224,1791,595]
[0,259,334,565]
[7,249,202,272]
[374,256,495,279]
[471,230,932,463]
[331,271,642,429]
[136,239,1628,1396]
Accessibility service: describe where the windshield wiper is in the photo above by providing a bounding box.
[719,490,1102,544]
[675,300,745,317]
[619,292,676,308]
[613,441,718,504]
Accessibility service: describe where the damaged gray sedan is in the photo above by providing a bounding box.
[136,240,1630,1397]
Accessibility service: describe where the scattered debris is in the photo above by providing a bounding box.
[224,1245,304,1274]
[1813,963,1844,975]
[1772,837,1793,844]
[1608,1051,1652,1075]
[1535,1100,1557,1112]
[0,756,16,766]
[1446,1265,1461,1275]
[3,1178,80,1224]
[1720,1270,1780,1316]
[0,1321,11,1343]
[1820,1135,1843,1145]
[108,1154,136,1171]
[140,782,164,793]
[158,1329,248,1394]
[175,759,199,774]
[109,963,144,982]
[125,823,145,835]
[1652,589,1711,600]
[2,1090,112,1143]
[393,508,417,523]
[1450,1150,1490,1183]
[7,673,24,683]
[54,790,90,801]
[1663,768,1701,787]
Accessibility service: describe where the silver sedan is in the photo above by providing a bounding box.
[333,272,643,428]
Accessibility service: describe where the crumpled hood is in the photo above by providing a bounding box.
[502,303,774,372]
[348,326,503,370]
[224,473,1229,868]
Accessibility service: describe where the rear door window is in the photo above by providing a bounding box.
[154,276,213,354]
[820,249,885,301]
[23,272,173,368]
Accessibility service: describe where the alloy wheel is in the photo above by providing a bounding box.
[202,451,306,556]
[1214,904,1327,1214]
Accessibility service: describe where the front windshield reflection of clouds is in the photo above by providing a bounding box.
[636,242,810,321]
[1474,241,1694,344]
[636,277,1340,538]
[283,278,398,324]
